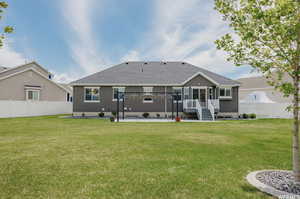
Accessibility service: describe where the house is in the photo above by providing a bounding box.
[0,62,72,102]
[71,62,240,120]
[237,74,292,103]
[237,74,297,118]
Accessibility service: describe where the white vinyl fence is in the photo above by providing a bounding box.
[0,100,72,118]
[239,102,293,118]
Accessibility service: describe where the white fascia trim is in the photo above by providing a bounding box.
[0,61,52,75]
[0,67,69,93]
[71,83,183,86]
[181,72,241,87]
[239,87,274,91]
[181,72,220,86]
[71,83,240,87]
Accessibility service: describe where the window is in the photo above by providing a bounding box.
[173,87,182,102]
[26,90,40,101]
[143,87,153,95]
[209,88,213,99]
[219,87,232,98]
[113,87,125,101]
[85,87,100,102]
[143,87,153,103]
[183,87,189,100]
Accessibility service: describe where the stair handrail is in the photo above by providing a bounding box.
[195,100,202,120]
[208,99,215,121]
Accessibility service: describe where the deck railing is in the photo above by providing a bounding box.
[183,99,202,120]
[207,99,215,121]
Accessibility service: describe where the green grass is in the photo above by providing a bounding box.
[0,116,294,199]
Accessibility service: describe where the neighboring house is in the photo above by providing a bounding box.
[237,74,297,118]
[0,62,72,102]
[71,62,240,120]
[237,74,292,103]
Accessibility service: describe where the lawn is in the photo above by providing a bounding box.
[0,116,294,199]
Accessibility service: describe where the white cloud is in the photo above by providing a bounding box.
[52,70,79,83]
[121,50,141,62]
[236,70,263,79]
[62,0,108,75]
[0,40,26,67]
[123,0,248,77]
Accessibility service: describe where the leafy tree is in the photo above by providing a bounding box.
[0,1,13,48]
[215,0,300,181]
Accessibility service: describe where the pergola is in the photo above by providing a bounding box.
[115,91,181,122]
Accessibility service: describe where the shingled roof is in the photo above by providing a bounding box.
[72,62,240,86]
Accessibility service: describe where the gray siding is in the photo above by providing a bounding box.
[73,86,183,113]
[184,74,215,87]
[73,74,238,114]
[219,86,239,113]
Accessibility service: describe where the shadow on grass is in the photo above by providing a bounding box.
[241,184,260,193]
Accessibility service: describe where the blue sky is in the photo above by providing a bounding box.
[0,0,256,82]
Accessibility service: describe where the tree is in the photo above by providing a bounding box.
[214,0,300,181]
[0,1,13,48]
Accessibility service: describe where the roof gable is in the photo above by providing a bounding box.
[0,67,70,93]
[0,62,52,79]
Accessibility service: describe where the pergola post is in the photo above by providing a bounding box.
[117,90,119,122]
[122,94,125,120]
[171,95,174,120]
[176,92,179,118]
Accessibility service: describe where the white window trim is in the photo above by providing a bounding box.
[26,89,40,101]
[143,87,153,96]
[143,97,153,103]
[173,87,183,103]
[84,87,100,103]
[112,87,125,101]
[219,87,232,99]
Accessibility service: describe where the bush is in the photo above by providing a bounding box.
[111,111,117,117]
[242,113,248,119]
[81,113,85,118]
[98,112,105,117]
[143,112,149,118]
[156,113,160,118]
[110,116,115,122]
[249,113,256,119]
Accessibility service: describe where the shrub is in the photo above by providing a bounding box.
[110,116,115,122]
[242,113,248,119]
[249,113,256,119]
[111,111,117,117]
[81,113,85,118]
[156,113,160,118]
[98,112,105,117]
[143,112,149,118]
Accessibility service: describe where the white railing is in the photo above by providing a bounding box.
[183,99,202,120]
[207,99,215,121]
[195,100,202,120]
[210,99,220,110]
[183,99,196,109]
